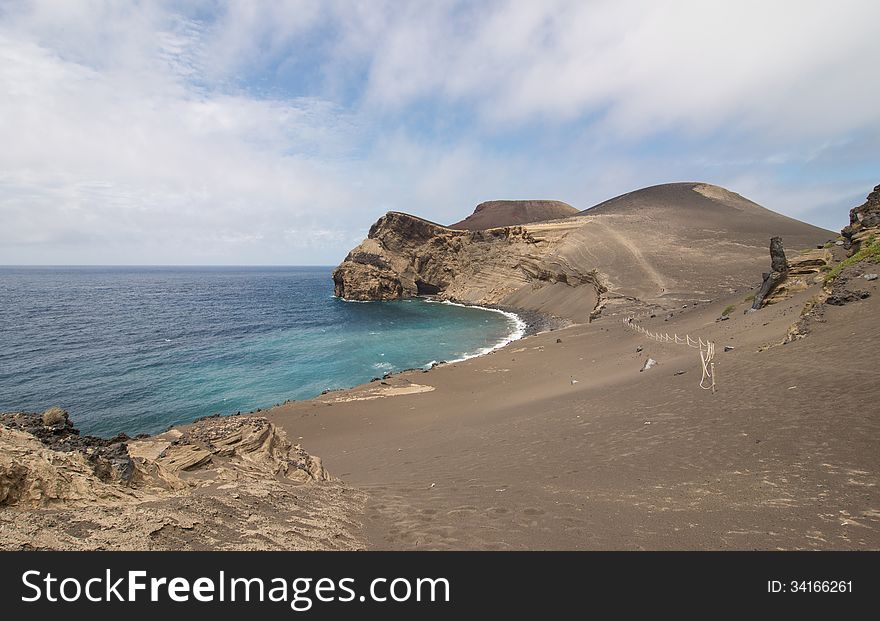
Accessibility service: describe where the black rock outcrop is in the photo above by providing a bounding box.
[752,237,790,309]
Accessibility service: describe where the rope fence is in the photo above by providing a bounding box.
[623,317,717,392]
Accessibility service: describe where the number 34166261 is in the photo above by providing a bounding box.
[768,580,852,593]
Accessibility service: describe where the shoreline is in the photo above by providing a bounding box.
[207,297,564,434]
[297,297,574,404]
[421,299,526,364]
[206,297,559,435]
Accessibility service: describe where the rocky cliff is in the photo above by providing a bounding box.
[333,183,833,322]
[333,210,609,322]
[842,183,880,251]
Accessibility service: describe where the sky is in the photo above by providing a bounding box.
[1,1,878,266]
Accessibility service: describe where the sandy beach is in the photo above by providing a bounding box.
[267,278,879,550]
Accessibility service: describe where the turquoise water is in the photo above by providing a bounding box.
[0,266,523,437]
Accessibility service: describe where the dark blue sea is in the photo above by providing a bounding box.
[0,267,523,437]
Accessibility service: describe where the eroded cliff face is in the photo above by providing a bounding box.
[332,211,606,321]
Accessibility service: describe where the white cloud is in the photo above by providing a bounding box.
[0,4,366,264]
[360,0,880,141]
[0,1,877,264]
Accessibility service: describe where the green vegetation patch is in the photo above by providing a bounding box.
[824,236,880,282]
[721,304,737,317]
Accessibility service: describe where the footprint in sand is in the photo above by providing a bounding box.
[446,505,479,517]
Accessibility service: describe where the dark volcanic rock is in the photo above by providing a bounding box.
[752,237,790,309]
[825,265,871,306]
[0,409,136,483]
[842,184,880,250]
[87,442,136,482]
[826,290,870,306]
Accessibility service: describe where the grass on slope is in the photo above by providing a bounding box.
[825,236,880,282]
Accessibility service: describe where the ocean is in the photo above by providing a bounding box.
[0,266,523,437]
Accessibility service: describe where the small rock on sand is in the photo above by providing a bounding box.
[640,358,657,372]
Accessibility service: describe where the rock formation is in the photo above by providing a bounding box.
[751,237,789,309]
[334,183,832,322]
[0,410,363,550]
[0,411,332,509]
[773,184,878,343]
[842,184,880,251]
[333,211,602,304]
[760,247,832,306]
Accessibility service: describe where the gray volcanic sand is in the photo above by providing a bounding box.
[268,279,880,550]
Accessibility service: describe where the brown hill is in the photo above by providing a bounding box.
[334,183,833,322]
[583,182,827,241]
[450,199,578,230]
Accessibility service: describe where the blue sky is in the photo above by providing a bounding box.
[1,0,878,265]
